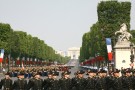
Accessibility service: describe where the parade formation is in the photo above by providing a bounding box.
[0,66,135,90]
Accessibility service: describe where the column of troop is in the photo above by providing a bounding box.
[0,67,135,90]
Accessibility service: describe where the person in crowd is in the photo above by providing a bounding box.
[111,69,123,90]
[27,72,44,90]
[0,72,13,90]
[95,69,108,90]
[122,68,134,90]
[59,70,72,90]
[13,72,27,90]
[43,71,53,90]
[85,69,97,90]
[71,70,86,90]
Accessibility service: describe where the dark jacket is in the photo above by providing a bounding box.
[27,78,43,90]
[0,78,13,90]
[13,78,27,90]
[59,78,72,90]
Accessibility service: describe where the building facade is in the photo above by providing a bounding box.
[67,47,80,59]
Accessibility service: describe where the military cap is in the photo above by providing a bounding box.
[77,70,85,74]
[63,70,71,75]
[5,72,10,75]
[18,72,25,76]
[113,69,120,73]
[88,69,97,73]
[132,69,135,73]
[98,69,107,73]
[47,71,53,75]
[33,72,40,77]
[52,71,59,76]
[125,68,131,73]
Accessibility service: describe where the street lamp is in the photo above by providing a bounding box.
[130,43,134,69]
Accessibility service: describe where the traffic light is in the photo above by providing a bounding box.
[130,55,134,63]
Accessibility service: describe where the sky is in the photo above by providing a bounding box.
[0,0,134,51]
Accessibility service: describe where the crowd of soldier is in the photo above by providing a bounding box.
[0,67,135,90]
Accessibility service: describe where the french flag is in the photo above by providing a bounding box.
[0,49,4,63]
[106,38,113,61]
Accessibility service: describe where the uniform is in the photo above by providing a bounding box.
[48,71,60,90]
[13,78,27,90]
[0,73,13,90]
[122,69,133,90]
[71,70,86,90]
[95,69,108,90]
[59,71,72,90]
[27,73,43,90]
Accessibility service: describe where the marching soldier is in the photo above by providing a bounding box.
[85,69,97,90]
[43,71,53,90]
[111,69,122,90]
[95,69,108,90]
[49,71,60,90]
[122,68,133,90]
[71,70,86,90]
[71,72,78,90]
[13,72,27,90]
[59,70,72,90]
[27,72,43,90]
[0,72,13,90]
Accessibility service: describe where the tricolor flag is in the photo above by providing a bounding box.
[0,49,4,63]
[106,38,113,61]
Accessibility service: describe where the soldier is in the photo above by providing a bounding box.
[13,72,27,90]
[132,69,135,89]
[72,70,86,90]
[49,71,60,90]
[95,69,108,90]
[111,69,122,90]
[71,72,78,90]
[43,71,53,90]
[122,68,133,90]
[0,72,13,90]
[85,69,97,90]
[27,72,43,90]
[59,70,72,90]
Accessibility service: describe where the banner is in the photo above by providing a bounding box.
[106,38,113,61]
[0,49,4,63]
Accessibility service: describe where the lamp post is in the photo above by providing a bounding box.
[130,43,134,69]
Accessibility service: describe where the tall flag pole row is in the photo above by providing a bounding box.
[106,38,113,61]
[0,49,4,63]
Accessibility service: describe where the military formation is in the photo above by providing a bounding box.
[1,66,135,90]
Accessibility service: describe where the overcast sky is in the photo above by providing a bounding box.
[0,0,134,51]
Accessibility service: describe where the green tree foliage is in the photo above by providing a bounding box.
[0,23,69,64]
[0,23,13,54]
[97,1,131,38]
[80,1,131,62]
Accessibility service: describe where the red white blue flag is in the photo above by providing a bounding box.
[106,38,113,61]
[0,49,4,63]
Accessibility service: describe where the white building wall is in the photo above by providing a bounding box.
[115,48,131,69]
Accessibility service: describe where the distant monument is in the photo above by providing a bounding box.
[114,23,134,69]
